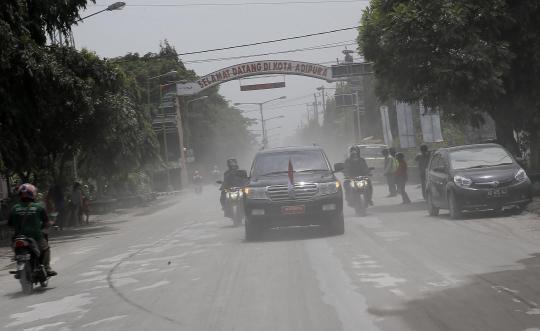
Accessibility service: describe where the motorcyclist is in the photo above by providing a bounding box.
[211,165,220,182]
[193,170,203,184]
[220,159,247,216]
[8,184,57,276]
[344,146,374,206]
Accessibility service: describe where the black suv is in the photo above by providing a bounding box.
[426,143,532,219]
[243,146,344,241]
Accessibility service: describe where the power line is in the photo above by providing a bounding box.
[178,26,359,56]
[184,40,356,64]
[95,0,367,7]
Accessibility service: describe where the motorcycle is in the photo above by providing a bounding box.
[9,235,49,294]
[346,175,372,217]
[193,175,203,194]
[224,187,244,226]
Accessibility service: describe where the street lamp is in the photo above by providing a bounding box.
[184,95,209,149]
[234,96,286,148]
[78,2,126,21]
[147,70,178,191]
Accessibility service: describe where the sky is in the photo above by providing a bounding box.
[72,0,370,147]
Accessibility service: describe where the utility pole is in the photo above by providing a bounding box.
[319,87,326,116]
[313,93,319,126]
[259,104,267,148]
[175,96,188,188]
[160,85,171,190]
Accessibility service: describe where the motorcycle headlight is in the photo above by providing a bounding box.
[244,187,267,200]
[355,180,366,189]
[454,175,472,188]
[319,181,340,195]
[515,169,529,183]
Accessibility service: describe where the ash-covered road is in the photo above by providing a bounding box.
[2,185,540,331]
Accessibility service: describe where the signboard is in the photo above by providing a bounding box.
[419,104,443,143]
[380,106,393,146]
[335,94,356,107]
[195,60,334,90]
[396,102,416,148]
[240,81,286,91]
[331,63,373,79]
[177,82,203,96]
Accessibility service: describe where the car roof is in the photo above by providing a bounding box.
[437,143,504,154]
[256,146,324,155]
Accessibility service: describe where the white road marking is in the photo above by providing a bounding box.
[526,309,540,315]
[7,293,94,327]
[305,239,379,331]
[356,273,406,288]
[112,277,139,287]
[133,280,170,292]
[22,322,66,331]
[80,315,127,328]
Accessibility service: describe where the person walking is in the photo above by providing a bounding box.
[395,152,411,204]
[69,182,83,226]
[415,144,431,200]
[382,148,398,197]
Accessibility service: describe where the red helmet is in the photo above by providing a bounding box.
[18,183,37,201]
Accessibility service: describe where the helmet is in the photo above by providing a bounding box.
[18,183,37,201]
[349,146,361,158]
[226,158,238,170]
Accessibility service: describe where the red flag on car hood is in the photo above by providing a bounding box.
[288,159,294,193]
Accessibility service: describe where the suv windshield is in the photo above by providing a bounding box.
[450,147,514,170]
[252,150,329,177]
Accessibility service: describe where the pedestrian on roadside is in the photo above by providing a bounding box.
[382,148,398,197]
[69,182,83,226]
[51,184,65,230]
[415,144,431,200]
[395,152,411,204]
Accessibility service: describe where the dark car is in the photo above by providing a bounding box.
[426,143,532,219]
[243,146,344,241]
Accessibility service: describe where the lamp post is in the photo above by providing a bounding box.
[183,95,209,172]
[78,2,126,21]
[147,70,178,191]
[234,96,286,149]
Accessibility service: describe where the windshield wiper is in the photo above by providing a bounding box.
[296,169,329,173]
[464,165,489,169]
[259,171,289,176]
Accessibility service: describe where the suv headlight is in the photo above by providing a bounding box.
[319,181,340,195]
[515,169,529,183]
[454,175,472,188]
[244,187,267,200]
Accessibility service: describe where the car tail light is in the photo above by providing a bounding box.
[14,240,28,248]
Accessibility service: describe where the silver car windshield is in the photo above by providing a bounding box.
[450,147,514,170]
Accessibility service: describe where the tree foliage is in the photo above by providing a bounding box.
[358,0,540,166]
[113,43,255,170]
[0,0,159,190]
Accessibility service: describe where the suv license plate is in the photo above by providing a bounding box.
[488,188,508,197]
[281,205,305,215]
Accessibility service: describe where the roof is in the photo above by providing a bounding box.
[256,146,324,155]
[439,143,504,153]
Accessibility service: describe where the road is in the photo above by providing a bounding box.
[1,184,540,331]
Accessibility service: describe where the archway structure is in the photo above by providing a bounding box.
[177,60,340,95]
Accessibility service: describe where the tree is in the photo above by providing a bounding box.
[358,0,540,169]
[113,43,255,173]
[0,1,160,192]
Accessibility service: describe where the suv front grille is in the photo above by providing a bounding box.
[267,183,318,201]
